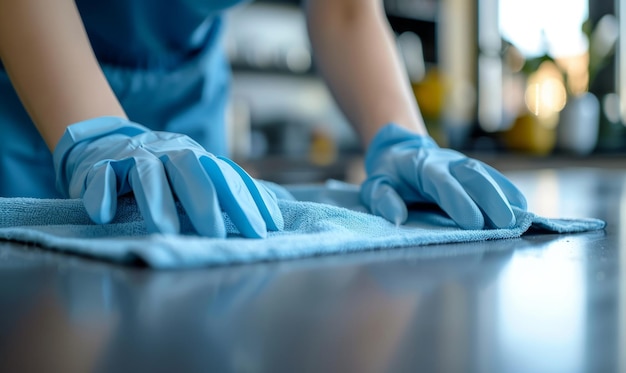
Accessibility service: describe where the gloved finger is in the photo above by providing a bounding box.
[83,162,118,224]
[482,163,528,210]
[361,177,408,225]
[128,155,180,234]
[420,168,486,229]
[199,155,268,238]
[162,151,226,238]
[449,159,516,229]
[218,156,284,231]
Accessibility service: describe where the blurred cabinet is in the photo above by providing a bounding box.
[225,1,359,183]
[225,0,447,183]
[385,0,439,64]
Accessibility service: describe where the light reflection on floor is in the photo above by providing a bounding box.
[497,241,586,373]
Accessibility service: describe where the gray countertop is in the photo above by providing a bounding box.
[0,168,623,373]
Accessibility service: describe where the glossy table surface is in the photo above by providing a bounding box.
[0,167,623,373]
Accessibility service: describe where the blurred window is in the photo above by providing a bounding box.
[499,0,588,58]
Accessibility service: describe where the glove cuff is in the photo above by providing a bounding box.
[364,123,438,173]
[53,116,149,197]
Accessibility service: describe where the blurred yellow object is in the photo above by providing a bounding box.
[412,67,447,119]
[502,112,557,155]
[309,129,337,166]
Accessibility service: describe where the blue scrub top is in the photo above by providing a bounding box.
[0,0,250,198]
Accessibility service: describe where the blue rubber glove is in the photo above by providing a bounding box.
[53,116,283,238]
[360,124,527,229]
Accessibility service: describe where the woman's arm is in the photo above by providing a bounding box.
[0,0,126,151]
[305,0,527,230]
[304,0,427,146]
[0,0,284,237]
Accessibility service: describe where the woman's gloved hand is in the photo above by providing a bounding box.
[53,116,283,238]
[360,124,527,229]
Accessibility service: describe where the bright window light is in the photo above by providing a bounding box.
[499,0,589,58]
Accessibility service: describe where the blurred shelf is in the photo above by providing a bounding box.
[238,154,364,185]
[468,152,626,172]
[239,152,626,186]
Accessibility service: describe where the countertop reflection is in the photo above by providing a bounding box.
[0,168,623,373]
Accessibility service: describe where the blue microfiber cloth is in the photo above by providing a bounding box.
[0,181,606,269]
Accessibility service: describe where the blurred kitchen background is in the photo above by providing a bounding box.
[224,0,625,184]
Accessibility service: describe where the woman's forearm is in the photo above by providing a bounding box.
[305,0,427,147]
[0,0,126,151]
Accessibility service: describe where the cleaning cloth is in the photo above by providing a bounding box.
[0,181,606,268]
